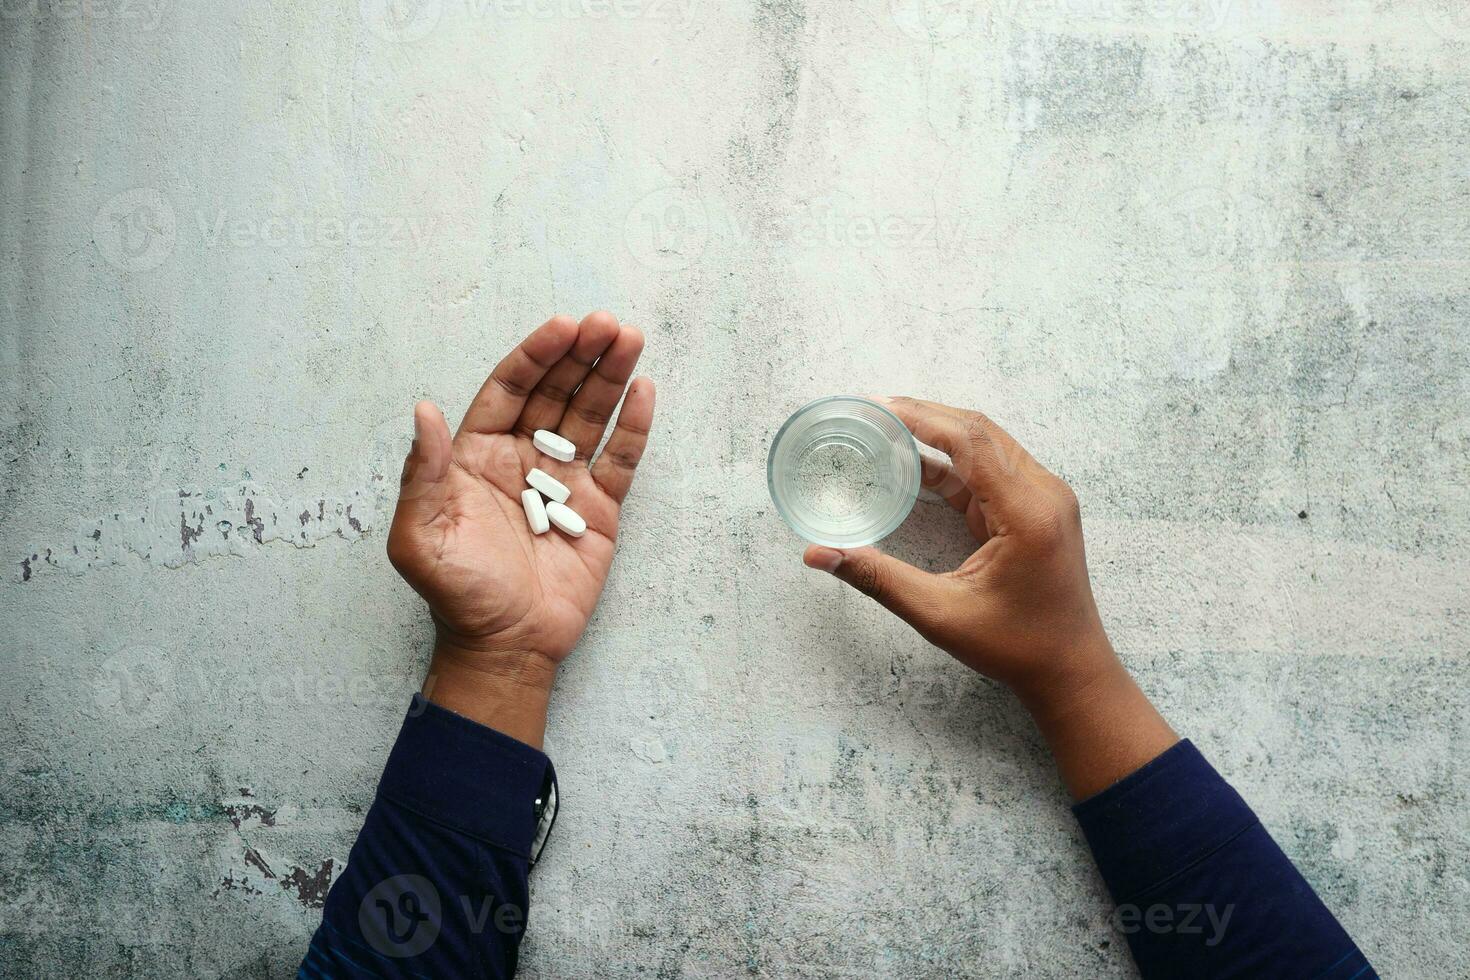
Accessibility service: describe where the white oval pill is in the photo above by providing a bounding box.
[533,429,576,462]
[545,500,585,538]
[526,467,570,504]
[520,488,550,534]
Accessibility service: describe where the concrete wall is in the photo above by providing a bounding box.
[3,1,1467,976]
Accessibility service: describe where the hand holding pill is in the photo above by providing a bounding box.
[385,313,653,744]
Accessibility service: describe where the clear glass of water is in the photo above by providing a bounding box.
[767,396,921,549]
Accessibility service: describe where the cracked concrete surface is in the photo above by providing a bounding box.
[2,1,1468,976]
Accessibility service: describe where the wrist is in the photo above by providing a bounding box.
[422,639,558,749]
[1010,630,1123,717]
[1011,635,1179,801]
[430,633,560,689]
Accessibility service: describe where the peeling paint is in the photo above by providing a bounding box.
[280,860,335,909]
[242,847,275,879]
[16,479,391,580]
[224,803,278,830]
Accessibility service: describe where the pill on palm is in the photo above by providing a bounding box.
[533,429,576,462]
[545,500,586,537]
[521,488,550,535]
[526,467,570,503]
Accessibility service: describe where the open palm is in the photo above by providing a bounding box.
[387,313,654,668]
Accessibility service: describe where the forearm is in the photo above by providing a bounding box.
[1014,636,1177,801]
[1018,641,1373,978]
[1071,738,1373,978]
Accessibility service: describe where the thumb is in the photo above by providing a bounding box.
[804,545,953,637]
[398,401,452,522]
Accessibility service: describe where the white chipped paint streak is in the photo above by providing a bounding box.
[17,479,393,580]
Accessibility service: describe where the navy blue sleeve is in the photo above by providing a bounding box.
[1073,739,1374,979]
[299,695,557,979]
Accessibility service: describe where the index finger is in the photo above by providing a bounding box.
[881,396,1034,503]
[457,315,580,436]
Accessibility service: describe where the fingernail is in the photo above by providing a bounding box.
[806,547,844,573]
[862,394,892,404]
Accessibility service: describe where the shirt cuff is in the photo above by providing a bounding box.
[376,694,558,860]
[1072,739,1257,903]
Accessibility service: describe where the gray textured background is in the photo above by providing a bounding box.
[3,1,1468,976]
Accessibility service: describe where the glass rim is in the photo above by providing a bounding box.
[766,395,921,549]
